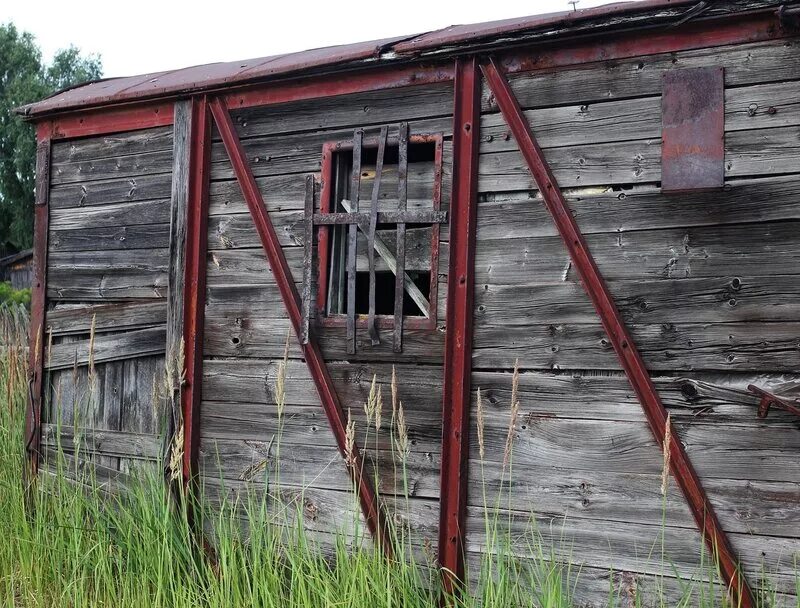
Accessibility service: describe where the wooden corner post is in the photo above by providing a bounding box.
[23,122,53,503]
[178,96,212,496]
[438,56,481,593]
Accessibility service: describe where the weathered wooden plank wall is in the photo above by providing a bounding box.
[467,36,800,605]
[198,82,454,556]
[43,125,175,476]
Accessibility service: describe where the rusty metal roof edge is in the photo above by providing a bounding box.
[15,0,793,120]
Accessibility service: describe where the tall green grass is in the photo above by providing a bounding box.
[0,303,796,607]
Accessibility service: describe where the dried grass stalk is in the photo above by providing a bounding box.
[395,401,409,462]
[476,387,485,459]
[503,360,521,468]
[661,413,672,497]
[345,409,356,468]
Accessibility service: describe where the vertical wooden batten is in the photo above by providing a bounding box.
[163,100,192,472]
[438,56,481,593]
[179,97,212,494]
[23,122,53,501]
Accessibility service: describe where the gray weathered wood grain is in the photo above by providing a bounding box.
[226,82,453,140]
[477,126,800,193]
[481,39,800,111]
[475,175,800,240]
[51,126,173,165]
[474,220,800,286]
[472,320,800,372]
[479,80,800,154]
[50,173,173,210]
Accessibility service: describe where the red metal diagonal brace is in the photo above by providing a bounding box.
[480,57,755,608]
[208,98,392,554]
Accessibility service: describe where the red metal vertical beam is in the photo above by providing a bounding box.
[437,56,481,592]
[208,97,392,554]
[480,57,755,608]
[23,121,53,500]
[181,96,212,491]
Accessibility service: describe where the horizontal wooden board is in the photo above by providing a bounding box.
[204,315,444,363]
[48,301,167,336]
[470,368,800,425]
[209,162,451,217]
[479,80,800,154]
[50,198,171,230]
[201,477,439,550]
[46,326,166,370]
[475,275,800,325]
[199,437,440,499]
[474,220,800,286]
[51,149,174,186]
[482,39,800,111]
[227,81,453,140]
[465,463,800,538]
[47,269,169,301]
[51,126,173,165]
[205,244,447,289]
[464,510,799,595]
[50,173,173,210]
[48,249,169,300]
[477,126,800,193]
[51,222,171,253]
[202,358,441,403]
[475,175,800,240]
[210,118,451,180]
[208,215,434,272]
[201,401,441,455]
[473,320,800,371]
[469,415,799,483]
[41,424,161,460]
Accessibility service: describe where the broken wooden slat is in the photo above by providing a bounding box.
[46,326,167,370]
[301,175,315,344]
[367,126,388,346]
[48,301,167,336]
[346,129,363,355]
[394,122,409,352]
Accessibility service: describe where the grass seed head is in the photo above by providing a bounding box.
[345,409,356,468]
[661,413,672,497]
[396,401,409,462]
[476,387,485,459]
[503,360,521,468]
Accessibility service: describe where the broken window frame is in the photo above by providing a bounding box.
[315,130,444,333]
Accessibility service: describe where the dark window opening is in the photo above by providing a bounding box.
[323,138,437,320]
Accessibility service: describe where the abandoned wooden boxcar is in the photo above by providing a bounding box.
[18,0,800,605]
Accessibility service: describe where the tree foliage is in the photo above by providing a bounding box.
[0,23,102,253]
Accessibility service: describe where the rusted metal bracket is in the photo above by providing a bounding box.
[480,56,755,608]
[661,66,725,193]
[747,385,800,419]
[209,98,392,554]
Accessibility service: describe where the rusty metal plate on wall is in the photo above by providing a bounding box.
[661,66,725,193]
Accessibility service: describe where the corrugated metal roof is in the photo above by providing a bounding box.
[15,0,768,118]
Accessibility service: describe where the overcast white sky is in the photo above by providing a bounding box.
[3,0,623,78]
